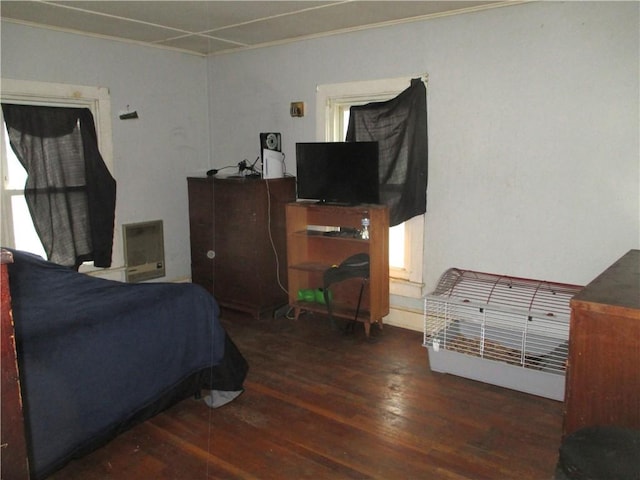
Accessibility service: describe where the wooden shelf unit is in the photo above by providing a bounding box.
[286,202,389,336]
[563,249,640,437]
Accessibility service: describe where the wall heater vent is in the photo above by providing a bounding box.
[123,220,165,283]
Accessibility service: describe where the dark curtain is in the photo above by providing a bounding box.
[346,78,427,226]
[2,104,116,268]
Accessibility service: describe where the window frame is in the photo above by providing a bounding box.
[1,78,120,271]
[1,79,114,172]
[316,76,426,298]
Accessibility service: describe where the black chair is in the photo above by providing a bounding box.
[323,253,370,333]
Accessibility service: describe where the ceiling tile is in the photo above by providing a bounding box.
[51,1,337,33]
[212,1,497,45]
[1,1,186,42]
[156,34,242,55]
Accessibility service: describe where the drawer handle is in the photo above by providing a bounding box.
[206,250,215,259]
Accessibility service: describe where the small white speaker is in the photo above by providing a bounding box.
[262,150,285,179]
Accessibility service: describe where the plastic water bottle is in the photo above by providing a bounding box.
[361,217,370,240]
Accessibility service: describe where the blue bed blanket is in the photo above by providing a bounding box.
[6,249,248,479]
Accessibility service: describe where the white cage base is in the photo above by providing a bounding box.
[426,345,566,401]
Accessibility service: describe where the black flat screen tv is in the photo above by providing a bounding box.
[295,142,379,205]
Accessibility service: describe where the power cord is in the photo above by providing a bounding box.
[264,178,289,297]
[209,152,287,178]
[207,157,261,177]
[238,157,261,176]
[206,165,235,176]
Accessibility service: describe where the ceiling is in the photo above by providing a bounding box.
[1,1,513,56]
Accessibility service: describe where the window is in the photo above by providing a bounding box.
[1,125,46,257]
[1,78,118,270]
[317,76,426,298]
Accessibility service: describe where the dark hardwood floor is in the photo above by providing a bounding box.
[50,309,563,479]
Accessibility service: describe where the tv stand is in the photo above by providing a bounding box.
[286,202,389,337]
[316,200,358,207]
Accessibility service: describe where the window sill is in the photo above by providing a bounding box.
[389,276,424,299]
[81,264,126,281]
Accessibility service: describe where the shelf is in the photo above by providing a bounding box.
[286,202,389,337]
[292,300,370,321]
[293,230,369,242]
[289,262,331,273]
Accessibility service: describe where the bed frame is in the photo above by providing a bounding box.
[1,249,30,478]
[1,248,248,479]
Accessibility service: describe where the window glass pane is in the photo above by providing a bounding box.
[342,109,350,140]
[11,194,46,257]
[3,127,27,189]
[389,223,404,268]
[2,120,46,257]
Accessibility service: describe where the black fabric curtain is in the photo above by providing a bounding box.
[346,78,428,226]
[2,104,116,268]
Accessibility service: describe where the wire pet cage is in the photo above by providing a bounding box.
[423,268,582,400]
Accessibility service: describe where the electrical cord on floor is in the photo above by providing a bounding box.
[284,307,297,320]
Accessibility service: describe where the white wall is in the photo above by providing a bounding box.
[1,22,210,281]
[208,1,639,292]
[1,1,638,295]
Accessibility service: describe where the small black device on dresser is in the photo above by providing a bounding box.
[323,227,360,238]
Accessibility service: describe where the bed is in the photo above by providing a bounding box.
[2,248,248,479]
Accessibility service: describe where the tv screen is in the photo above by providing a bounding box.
[295,142,379,205]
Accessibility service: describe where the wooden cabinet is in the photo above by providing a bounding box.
[187,177,215,290]
[563,249,640,436]
[286,202,389,336]
[187,176,296,318]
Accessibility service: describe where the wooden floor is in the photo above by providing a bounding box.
[50,309,563,480]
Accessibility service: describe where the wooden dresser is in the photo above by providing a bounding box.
[563,249,640,436]
[187,176,296,318]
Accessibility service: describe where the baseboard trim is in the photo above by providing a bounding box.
[384,305,423,332]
